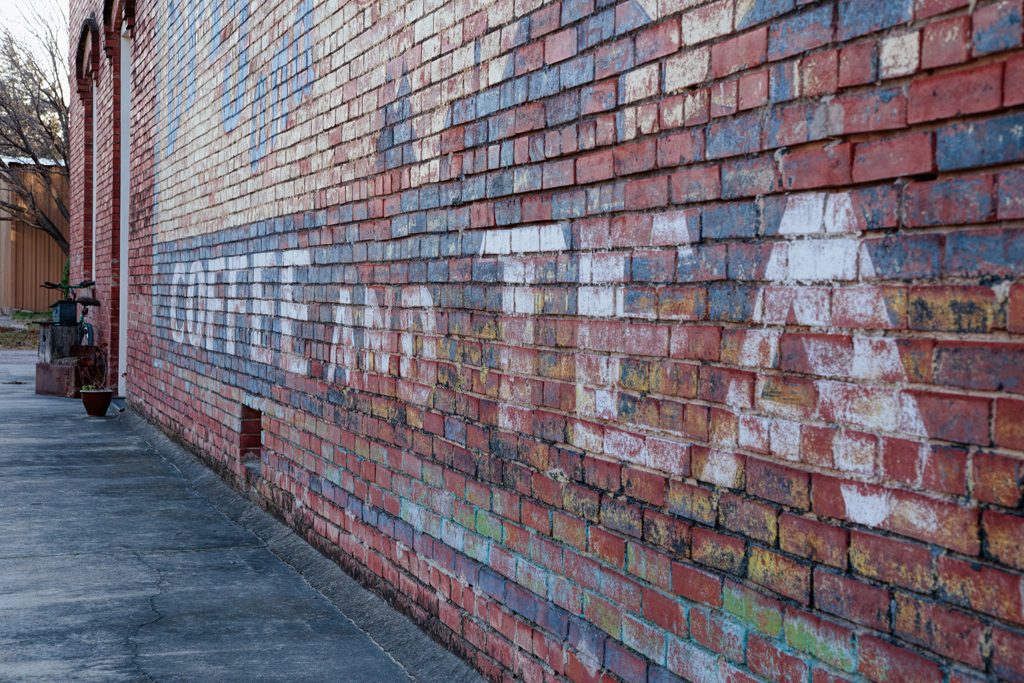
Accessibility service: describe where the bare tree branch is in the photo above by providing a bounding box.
[0,5,69,257]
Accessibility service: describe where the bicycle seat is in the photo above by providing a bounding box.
[78,297,101,307]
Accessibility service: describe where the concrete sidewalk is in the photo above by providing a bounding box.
[0,353,484,683]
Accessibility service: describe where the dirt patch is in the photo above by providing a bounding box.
[0,327,37,350]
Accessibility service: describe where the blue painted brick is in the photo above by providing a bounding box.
[862,235,943,280]
[563,0,595,25]
[701,202,758,240]
[904,176,995,226]
[936,111,1024,171]
[478,567,506,600]
[706,113,762,159]
[506,583,538,621]
[999,170,1024,219]
[583,8,615,49]
[536,600,571,638]
[945,228,1024,277]
[616,0,655,35]
[770,62,801,103]
[721,156,779,198]
[561,55,595,89]
[677,245,727,282]
[974,0,1023,54]
[708,284,757,322]
[737,0,794,29]
[633,251,677,282]
[569,617,607,661]
[768,5,834,60]
[727,243,777,280]
[604,640,648,683]
[837,0,912,40]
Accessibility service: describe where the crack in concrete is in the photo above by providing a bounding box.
[126,551,166,683]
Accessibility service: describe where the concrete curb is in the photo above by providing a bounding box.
[121,409,486,683]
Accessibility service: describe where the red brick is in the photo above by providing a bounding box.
[671,560,723,607]
[853,133,934,183]
[831,90,906,134]
[839,42,876,87]
[748,636,808,683]
[746,459,810,510]
[748,547,810,604]
[737,71,768,111]
[781,143,852,190]
[691,608,744,662]
[938,555,1024,625]
[622,467,666,506]
[985,509,1024,570]
[899,390,991,448]
[858,636,943,683]
[624,176,668,210]
[917,0,969,19]
[614,140,656,176]
[590,526,626,567]
[908,63,1004,124]
[779,514,848,570]
[814,569,890,631]
[642,587,687,637]
[576,150,613,184]
[921,15,971,68]
[657,130,703,168]
[995,398,1024,451]
[635,19,680,65]
[893,593,986,667]
[712,28,768,78]
[993,626,1024,683]
[1007,54,1024,106]
[691,526,745,575]
[803,50,838,98]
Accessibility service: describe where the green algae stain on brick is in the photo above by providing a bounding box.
[784,612,856,673]
[476,509,504,541]
[724,581,783,637]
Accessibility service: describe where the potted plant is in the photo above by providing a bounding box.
[78,345,113,417]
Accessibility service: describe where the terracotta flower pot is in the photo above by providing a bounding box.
[81,389,114,417]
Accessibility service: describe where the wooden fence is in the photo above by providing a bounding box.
[0,166,68,314]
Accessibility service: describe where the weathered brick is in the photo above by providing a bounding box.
[780,514,848,570]
[814,569,890,631]
[748,636,808,683]
[858,636,943,683]
[909,63,1004,124]
[784,609,856,674]
[853,133,934,183]
[894,592,986,667]
[748,547,810,604]
[938,555,1024,625]
[849,530,934,593]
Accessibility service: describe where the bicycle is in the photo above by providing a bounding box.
[41,280,100,346]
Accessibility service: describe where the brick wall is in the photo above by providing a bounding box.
[70,0,1024,681]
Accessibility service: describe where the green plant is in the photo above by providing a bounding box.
[60,259,69,287]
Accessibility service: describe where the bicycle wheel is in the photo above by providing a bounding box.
[80,322,95,346]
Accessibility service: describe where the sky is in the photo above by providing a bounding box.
[0,0,70,100]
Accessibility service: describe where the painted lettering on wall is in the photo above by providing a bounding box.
[163,0,316,172]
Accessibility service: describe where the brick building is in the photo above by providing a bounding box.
[69,0,1024,681]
